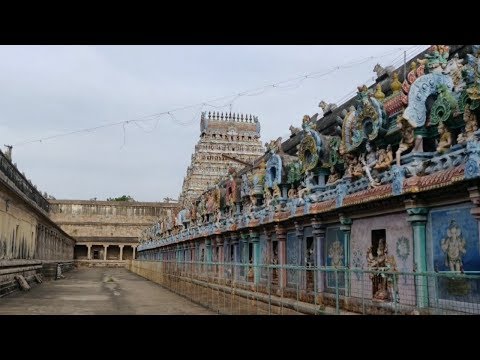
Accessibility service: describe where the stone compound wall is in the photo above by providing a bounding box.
[1,177,75,262]
[49,200,179,242]
[1,152,75,297]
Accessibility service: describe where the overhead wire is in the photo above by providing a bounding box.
[12,45,428,147]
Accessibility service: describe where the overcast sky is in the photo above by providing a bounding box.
[0,45,429,202]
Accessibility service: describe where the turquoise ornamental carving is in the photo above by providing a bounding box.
[430,84,458,125]
[465,140,480,179]
[403,73,454,128]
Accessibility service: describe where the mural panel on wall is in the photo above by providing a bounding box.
[325,227,345,290]
[430,206,480,302]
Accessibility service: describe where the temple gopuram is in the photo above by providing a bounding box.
[178,112,264,207]
[137,45,480,314]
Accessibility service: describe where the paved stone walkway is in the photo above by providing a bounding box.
[0,267,213,315]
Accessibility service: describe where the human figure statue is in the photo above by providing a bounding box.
[326,166,341,185]
[272,249,279,283]
[247,258,254,281]
[373,145,393,172]
[349,156,364,179]
[360,142,380,187]
[272,182,282,199]
[263,184,273,207]
[367,239,390,301]
[287,185,297,200]
[436,122,452,153]
[215,209,222,228]
[241,173,251,198]
[305,247,314,268]
[252,161,266,192]
[298,170,315,198]
[395,117,416,166]
[457,105,478,144]
[441,220,467,272]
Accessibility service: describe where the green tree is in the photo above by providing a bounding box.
[107,195,134,202]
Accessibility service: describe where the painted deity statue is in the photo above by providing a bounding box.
[441,220,467,272]
[395,117,416,166]
[272,249,279,282]
[366,239,396,301]
[418,45,450,74]
[298,170,315,198]
[346,155,363,179]
[360,142,380,187]
[301,114,316,135]
[436,122,452,153]
[272,182,282,199]
[373,145,393,172]
[241,173,251,198]
[326,166,341,185]
[263,184,273,207]
[252,161,266,192]
[457,105,478,144]
[287,186,297,200]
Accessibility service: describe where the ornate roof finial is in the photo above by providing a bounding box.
[241,114,244,122]
[410,61,417,72]
[390,72,402,93]
[374,84,385,100]
[208,111,211,119]
[229,112,232,120]
[221,112,224,120]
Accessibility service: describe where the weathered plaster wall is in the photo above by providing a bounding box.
[1,187,74,261]
[0,192,37,260]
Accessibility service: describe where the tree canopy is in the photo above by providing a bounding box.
[107,195,135,202]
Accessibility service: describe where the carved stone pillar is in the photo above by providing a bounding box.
[230,234,239,280]
[240,232,249,281]
[205,238,212,276]
[222,236,229,279]
[405,199,429,308]
[339,214,352,266]
[294,221,304,289]
[249,230,260,284]
[312,216,326,293]
[216,235,224,279]
[205,238,212,263]
[119,245,124,261]
[103,245,108,261]
[339,213,352,296]
[275,224,287,289]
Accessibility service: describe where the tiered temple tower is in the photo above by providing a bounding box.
[179,111,264,206]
